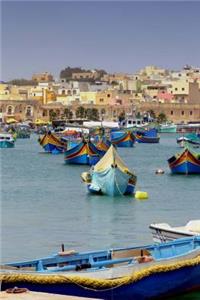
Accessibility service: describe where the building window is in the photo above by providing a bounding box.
[190,111,193,115]
[175,88,178,91]
[62,90,65,95]
[182,111,185,115]
[73,90,77,95]
[171,111,173,115]
[107,94,110,97]
[100,98,104,102]
[182,88,185,91]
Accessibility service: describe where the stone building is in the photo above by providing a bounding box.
[32,72,54,83]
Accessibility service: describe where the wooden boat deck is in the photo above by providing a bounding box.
[0,291,99,300]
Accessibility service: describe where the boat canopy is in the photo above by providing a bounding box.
[93,145,133,175]
[186,220,200,233]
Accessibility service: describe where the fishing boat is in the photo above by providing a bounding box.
[95,138,111,152]
[81,145,137,196]
[168,147,200,174]
[64,139,104,165]
[16,131,31,139]
[38,132,67,154]
[135,128,160,143]
[150,220,200,243]
[1,237,200,299]
[158,122,177,133]
[177,133,200,147]
[111,131,135,147]
[0,133,15,148]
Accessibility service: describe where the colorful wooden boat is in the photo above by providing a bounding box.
[168,148,200,174]
[64,139,104,165]
[95,138,111,152]
[135,128,160,143]
[177,133,200,147]
[81,145,137,196]
[0,133,15,148]
[150,220,200,243]
[1,237,200,299]
[38,132,67,154]
[111,131,135,147]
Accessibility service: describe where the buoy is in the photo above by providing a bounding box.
[135,191,149,200]
[155,168,164,174]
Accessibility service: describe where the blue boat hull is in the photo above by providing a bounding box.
[2,264,200,299]
[136,136,160,143]
[65,153,101,165]
[170,161,200,174]
[65,153,89,165]
[0,141,15,148]
[115,140,134,148]
[43,144,64,154]
[88,167,135,196]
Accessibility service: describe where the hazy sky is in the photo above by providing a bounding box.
[1,1,200,81]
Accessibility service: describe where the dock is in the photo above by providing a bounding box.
[0,291,99,300]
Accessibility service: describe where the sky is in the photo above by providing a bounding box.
[1,1,200,81]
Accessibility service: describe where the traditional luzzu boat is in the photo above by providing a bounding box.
[150,220,200,243]
[177,133,200,147]
[168,147,200,174]
[38,132,67,154]
[135,128,160,143]
[0,133,15,148]
[110,131,135,147]
[1,237,200,299]
[64,139,105,166]
[16,129,31,139]
[95,138,111,152]
[81,145,137,196]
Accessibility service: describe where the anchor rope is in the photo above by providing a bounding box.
[1,255,200,291]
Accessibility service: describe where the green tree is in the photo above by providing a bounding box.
[8,79,35,86]
[76,106,85,119]
[64,108,73,119]
[91,108,99,121]
[157,112,167,124]
[49,110,57,121]
[85,108,99,121]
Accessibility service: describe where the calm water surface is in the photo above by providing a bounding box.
[1,134,200,263]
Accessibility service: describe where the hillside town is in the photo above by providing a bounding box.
[0,65,200,125]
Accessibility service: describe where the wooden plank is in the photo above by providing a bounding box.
[0,291,99,300]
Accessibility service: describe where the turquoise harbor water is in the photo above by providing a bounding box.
[1,134,200,264]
